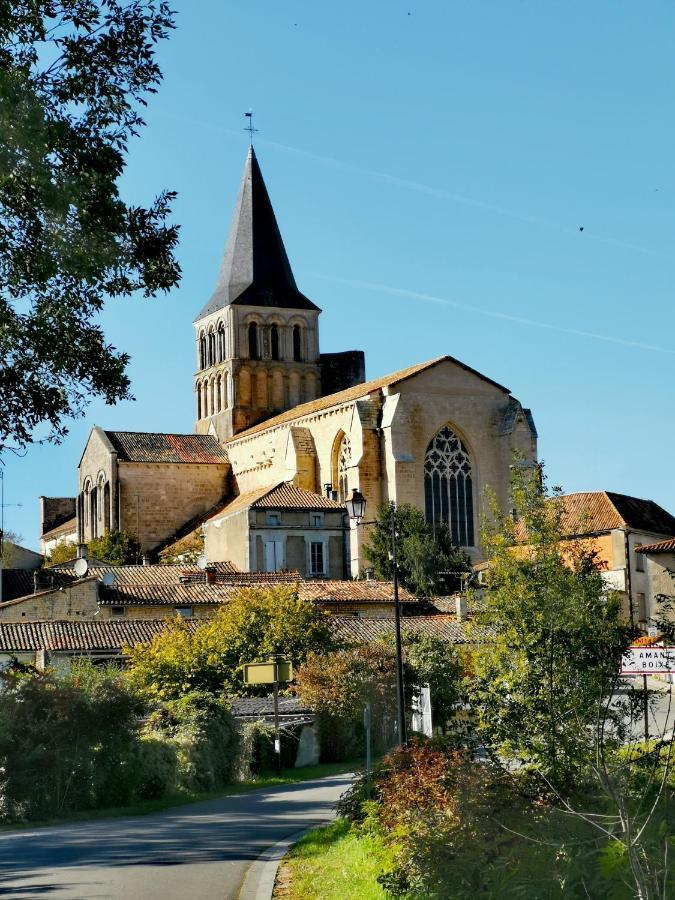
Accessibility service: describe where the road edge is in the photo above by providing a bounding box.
[237,825,311,900]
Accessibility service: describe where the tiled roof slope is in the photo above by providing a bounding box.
[228,356,510,442]
[329,615,480,645]
[254,483,344,510]
[557,492,675,537]
[0,619,200,652]
[637,538,675,555]
[104,431,229,464]
[208,483,344,523]
[1,568,74,603]
[0,614,477,653]
[99,577,415,607]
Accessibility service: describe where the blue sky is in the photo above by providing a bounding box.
[5,1,675,551]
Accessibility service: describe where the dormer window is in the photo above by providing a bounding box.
[310,513,324,528]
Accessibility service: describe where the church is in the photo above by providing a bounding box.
[75,146,538,577]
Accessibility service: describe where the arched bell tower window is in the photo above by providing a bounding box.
[248,322,259,360]
[217,323,226,362]
[292,325,302,362]
[270,324,280,361]
[199,333,207,370]
[424,425,474,546]
[208,330,216,367]
[337,434,351,502]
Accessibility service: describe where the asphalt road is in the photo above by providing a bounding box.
[0,773,352,900]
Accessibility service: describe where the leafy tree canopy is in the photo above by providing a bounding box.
[125,585,337,701]
[0,1,180,452]
[468,461,632,788]
[363,502,471,597]
[87,529,139,565]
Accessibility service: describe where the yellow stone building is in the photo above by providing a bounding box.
[74,146,538,574]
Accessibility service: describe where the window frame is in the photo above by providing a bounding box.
[309,540,327,576]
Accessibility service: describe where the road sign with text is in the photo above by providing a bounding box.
[621,645,675,675]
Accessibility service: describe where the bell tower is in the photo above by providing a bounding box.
[194,147,322,441]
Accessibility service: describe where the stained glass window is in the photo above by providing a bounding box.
[424,426,474,546]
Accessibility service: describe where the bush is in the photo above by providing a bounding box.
[0,663,143,821]
[235,720,303,779]
[147,692,239,792]
[135,734,178,800]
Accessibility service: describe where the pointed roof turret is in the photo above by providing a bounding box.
[196,147,319,320]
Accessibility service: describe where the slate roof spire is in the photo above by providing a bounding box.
[196,147,319,320]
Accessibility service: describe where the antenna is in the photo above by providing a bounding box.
[74,558,88,578]
[196,554,207,571]
[244,110,258,145]
[101,572,116,587]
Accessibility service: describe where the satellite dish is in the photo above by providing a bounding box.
[196,555,207,571]
[101,572,116,587]
[74,558,88,578]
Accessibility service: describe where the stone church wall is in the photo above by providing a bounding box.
[118,461,228,553]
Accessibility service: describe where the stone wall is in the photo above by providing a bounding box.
[0,578,99,622]
[118,461,228,553]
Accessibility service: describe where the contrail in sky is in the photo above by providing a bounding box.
[314,275,675,356]
[155,110,670,261]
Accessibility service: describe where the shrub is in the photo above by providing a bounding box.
[147,692,239,792]
[235,720,302,778]
[135,734,178,800]
[0,663,143,821]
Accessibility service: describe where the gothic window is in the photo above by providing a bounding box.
[424,426,474,546]
[270,323,280,360]
[248,322,259,360]
[337,434,351,502]
[103,481,111,531]
[292,325,302,362]
[199,333,207,370]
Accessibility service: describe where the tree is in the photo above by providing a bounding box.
[363,502,471,597]
[468,461,632,788]
[0,1,180,452]
[125,585,337,701]
[87,529,140,564]
[403,633,463,733]
[296,643,401,760]
[47,539,77,564]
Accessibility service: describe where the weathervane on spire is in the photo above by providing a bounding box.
[244,110,258,145]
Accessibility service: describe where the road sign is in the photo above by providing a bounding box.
[621,645,675,675]
[242,660,293,685]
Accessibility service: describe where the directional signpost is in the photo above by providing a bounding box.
[243,656,294,774]
[621,643,675,742]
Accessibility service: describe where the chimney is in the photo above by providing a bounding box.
[205,566,217,585]
[142,554,150,567]
[77,543,88,559]
[33,571,39,594]
[455,595,468,622]
[364,568,375,581]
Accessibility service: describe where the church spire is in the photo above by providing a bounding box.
[196,147,319,320]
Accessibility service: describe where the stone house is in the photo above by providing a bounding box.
[203,482,347,578]
[553,492,675,627]
[635,538,675,629]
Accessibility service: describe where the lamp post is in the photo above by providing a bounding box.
[345,488,407,747]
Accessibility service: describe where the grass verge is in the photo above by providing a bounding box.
[274,818,391,900]
[0,759,358,831]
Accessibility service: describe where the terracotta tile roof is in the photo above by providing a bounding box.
[104,431,229,464]
[556,492,675,537]
[253,483,344,510]
[1,568,75,603]
[207,483,344,523]
[298,581,415,604]
[636,538,675,554]
[228,356,510,442]
[0,614,481,655]
[328,614,479,645]
[0,619,200,653]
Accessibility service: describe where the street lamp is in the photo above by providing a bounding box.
[345,488,407,747]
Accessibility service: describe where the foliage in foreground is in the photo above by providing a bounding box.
[126,585,337,701]
[362,502,471,597]
[468,462,632,788]
[336,737,675,900]
[0,0,181,452]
